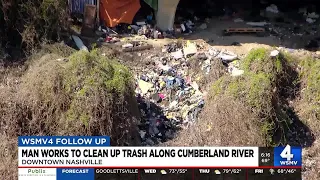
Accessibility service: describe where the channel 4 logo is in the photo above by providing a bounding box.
[274,145,302,166]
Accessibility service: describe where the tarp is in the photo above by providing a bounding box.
[144,0,158,11]
[100,0,141,27]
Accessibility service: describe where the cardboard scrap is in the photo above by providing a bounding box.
[138,80,153,94]
[183,41,197,57]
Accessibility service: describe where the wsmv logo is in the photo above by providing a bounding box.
[274,145,302,166]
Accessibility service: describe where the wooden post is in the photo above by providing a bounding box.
[67,0,70,17]
[96,0,100,27]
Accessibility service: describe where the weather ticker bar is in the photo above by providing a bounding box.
[93,168,301,180]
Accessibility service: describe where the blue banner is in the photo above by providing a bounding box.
[274,145,302,166]
[57,168,94,180]
[18,136,110,147]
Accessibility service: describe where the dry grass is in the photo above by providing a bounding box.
[0,134,17,180]
[295,57,320,137]
[0,46,141,180]
[0,83,19,179]
[302,140,320,180]
[166,96,265,147]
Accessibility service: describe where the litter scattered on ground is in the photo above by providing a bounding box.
[307,12,319,19]
[56,58,69,62]
[92,7,220,45]
[229,67,244,76]
[72,35,88,52]
[122,43,134,49]
[246,22,269,27]
[122,41,153,52]
[183,41,198,57]
[306,18,316,24]
[228,60,243,76]
[218,51,238,62]
[138,80,154,95]
[266,4,279,14]
[129,40,243,145]
[270,50,280,57]
[171,50,184,59]
[305,12,319,23]
[234,18,244,23]
[135,55,205,144]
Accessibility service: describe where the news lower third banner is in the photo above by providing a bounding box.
[18,136,259,167]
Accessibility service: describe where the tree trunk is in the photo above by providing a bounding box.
[156,0,180,31]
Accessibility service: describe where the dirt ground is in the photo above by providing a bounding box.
[143,17,320,57]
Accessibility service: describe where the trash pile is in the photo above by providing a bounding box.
[94,13,208,44]
[135,41,204,146]
[133,40,243,146]
[96,23,169,42]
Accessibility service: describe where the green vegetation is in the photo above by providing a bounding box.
[297,57,320,136]
[300,58,320,103]
[211,48,281,113]
[64,49,132,94]
[63,49,132,125]
[210,48,292,146]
